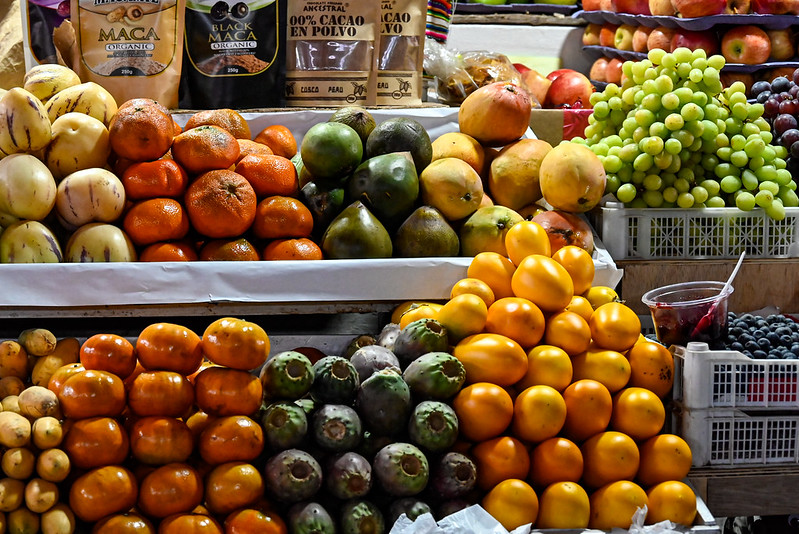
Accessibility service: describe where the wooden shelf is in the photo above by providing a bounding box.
[689,465,799,517]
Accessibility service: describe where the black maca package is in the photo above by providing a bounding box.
[180,0,286,109]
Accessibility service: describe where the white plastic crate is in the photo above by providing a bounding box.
[677,406,799,467]
[673,342,799,467]
[593,202,799,260]
[673,342,799,410]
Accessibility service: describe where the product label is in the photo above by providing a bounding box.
[375,0,425,106]
[74,0,180,77]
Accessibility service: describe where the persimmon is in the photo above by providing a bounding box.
[136,323,204,376]
[158,513,223,534]
[204,461,264,517]
[57,369,126,419]
[201,317,270,371]
[91,512,156,533]
[129,416,194,465]
[198,415,264,465]
[69,465,138,523]
[224,507,288,534]
[127,371,195,418]
[79,334,137,379]
[194,366,262,417]
[138,463,204,519]
[63,416,129,470]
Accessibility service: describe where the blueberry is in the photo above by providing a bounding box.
[776,326,792,336]
[758,337,772,350]
[767,332,781,345]
[766,352,781,359]
[739,333,754,344]
[753,329,767,339]
[756,320,769,329]
[742,350,754,359]
[754,350,769,359]
[792,333,799,343]
[780,334,793,346]
[745,340,761,352]
[787,353,798,360]
[729,326,744,337]
[730,341,745,352]
[739,313,754,323]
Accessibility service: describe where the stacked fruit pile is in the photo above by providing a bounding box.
[579,47,798,220]
[0,62,609,263]
[399,223,695,531]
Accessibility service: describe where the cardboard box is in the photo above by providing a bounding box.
[529,108,592,145]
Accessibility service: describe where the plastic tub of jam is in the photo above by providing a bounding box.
[641,281,732,348]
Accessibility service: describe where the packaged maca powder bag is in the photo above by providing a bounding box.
[180,0,287,109]
[66,0,186,108]
[285,1,379,107]
[376,0,426,106]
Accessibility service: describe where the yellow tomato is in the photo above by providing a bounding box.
[449,277,496,307]
[565,295,594,322]
[436,293,488,343]
[453,333,528,386]
[511,255,574,312]
[571,347,631,393]
[543,310,591,356]
[589,480,648,530]
[504,220,551,266]
[580,431,640,489]
[637,433,692,487]
[626,341,674,398]
[467,252,516,300]
[516,345,572,392]
[535,481,590,529]
[610,386,666,441]
[551,245,595,295]
[512,384,567,443]
[398,303,442,329]
[646,480,697,526]
[482,479,539,531]
[582,285,620,309]
[484,297,546,349]
[589,302,641,352]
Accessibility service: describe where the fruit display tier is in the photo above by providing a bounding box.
[575,10,799,30]
[582,44,799,72]
[454,2,580,15]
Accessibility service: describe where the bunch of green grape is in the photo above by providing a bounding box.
[573,47,799,221]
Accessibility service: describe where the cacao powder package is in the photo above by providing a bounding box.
[376,0,427,106]
[285,1,379,107]
[179,0,287,110]
[61,0,186,108]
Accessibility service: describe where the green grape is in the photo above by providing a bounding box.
[762,146,777,161]
[672,129,694,147]
[715,133,730,148]
[661,53,677,69]
[716,163,741,178]
[622,60,635,79]
[584,123,601,138]
[673,47,693,63]
[688,151,703,164]
[686,120,705,138]
[730,150,749,168]
[674,87,693,105]
[649,121,668,139]
[677,192,695,208]
[775,157,787,170]
[674,177,691,193]
[759,181,780,195]
[700,179,721,196]
[634,90,645,106]
[761,131,774,145]
[691,186,709,204]
[608,96,624,110]
[706,196,727,207]
[618,165,633,183]
[747,103,765,120]
[744,137,766,158]
[629,197,647,208]
[756,165,777,182]
[608,146,622,157]
[742,169,759,191]
[755,189,774,208]
[654,74,674,94]
[642,79,658,95]
[731,102,749,121]
[642,190,664,207]
[610,109,626,125]
[619,144,639,163]
[700,119,719,141]
[663,186,679,203]
[680,103,704,121]
[633,152,654,172]
[589,92,605,106]
[605,83,620,97]
[665,137,682,154]
[635,109,656,127]
[720,175,743,193]
[666,155,682,173]
[753,117,770,131]
[730,134,746,151]
[677,167,695,183]
[728,90,747,105]
[691,48,707,60]
[702,67,720,84]
[591,143,610,156]
[701,154,719,170]
[679,150,692,163]
[775,168,793,186]
[643,174,662,191]
[644,68,658,81]
[774,145,788,159]
[603,155,623,174]
[717,105,730,121]
[785,178,797,191]
[707,55,725,70]
[724,117,742,135]
[606,135,623,148]
[640,136,665,156]
[765,198,786,221]
[717,146,732,161]
[654,152,673,169]
[606,174,621,194]
[633,127,648,143]
[632,170,646,184]
[665,113,685,131]
[592,102,610,120]
[749,156,765,170]
[648,48,667,65]
[632,60,651,79]
[688,68,703,83]
[704,103,720,121]
[779,187,799,207]
[691,56,708,71]
[661,92,680,110]
[716,118,727,133]
[616,183,638,203]
[622,117,639,133]
[736,191,756,211]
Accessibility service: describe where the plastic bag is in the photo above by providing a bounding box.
[423,38,536,106]
[388,505,531,534]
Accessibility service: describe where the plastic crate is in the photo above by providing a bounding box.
[673,342,799,467]
[673,342,799,410]
[677,406,799,467]
[593,202,799,260]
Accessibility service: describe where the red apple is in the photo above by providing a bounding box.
[615,0,652,13]
[721,72,755,93]
[671,0,726,17]
[522,69,552,107]
[633,26,653,53]
[649,0,677,15]
[767,28,796,60]
[583,0,602,9]
[544,71,595,109]
[647,26,677,51]
[606,58,624,84]
[670,29,719,55]
[546,68,573,82]
[721,25,771,64]
[725,0,752,12]
[599,24,620,47]
[614,24,637,51]
[583,23,603,46]
[590,57,610,82]
[751,0,799,13]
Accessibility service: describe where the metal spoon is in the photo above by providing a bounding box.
[691,251,745,338]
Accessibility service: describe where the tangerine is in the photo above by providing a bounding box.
[184,169,257,239]
[171,125,241,175]
[199,238,260,261]
[123,198,190,247]
[121,159,189,200]
[254,124,298,159]
[108,99,174,162]
[237,139,274,161]
[262,238,323,261]
[139,241,198,262]
[251,196,314,240]
[184,109,252,139]
[235,154,299,198]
